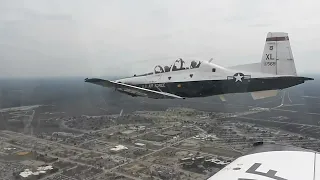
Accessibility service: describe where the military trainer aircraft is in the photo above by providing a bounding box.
[85,32,313,100]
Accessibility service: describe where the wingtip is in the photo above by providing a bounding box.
[84,78,95,82]
[84,78,108,83]
[305,77,314,81]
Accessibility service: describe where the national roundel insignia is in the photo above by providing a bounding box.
[233,72,244,82]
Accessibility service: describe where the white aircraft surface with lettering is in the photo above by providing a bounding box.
[208,144,318,180]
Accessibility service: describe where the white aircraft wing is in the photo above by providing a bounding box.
[208,144,317,180]
[85,78,183,99]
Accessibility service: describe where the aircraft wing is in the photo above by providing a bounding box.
[208,144,317,180]
[85,78,183,99]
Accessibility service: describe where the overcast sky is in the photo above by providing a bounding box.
[0,0,319,77]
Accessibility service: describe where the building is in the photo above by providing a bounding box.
[134,143,146,147]
[19,165,57,179]
[179,157,192,163]
[162,130,181,136]
[110,145,128,152]
[204,158,229,168]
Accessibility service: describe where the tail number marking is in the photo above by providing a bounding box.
[266,54,275,60]
[264,62,276,66]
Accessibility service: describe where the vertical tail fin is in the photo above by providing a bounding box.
[261,32,297,76]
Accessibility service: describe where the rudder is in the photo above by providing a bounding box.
[261,32,297,76]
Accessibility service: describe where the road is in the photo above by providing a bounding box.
[236,116,320,128]
[23,110,35,135]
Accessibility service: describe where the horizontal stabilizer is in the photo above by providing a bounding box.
[251,90,278,100]
[85,78,183,99]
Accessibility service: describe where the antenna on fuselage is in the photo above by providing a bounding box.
[208,58,214,63]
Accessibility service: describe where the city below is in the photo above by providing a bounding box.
[0,76,319,180]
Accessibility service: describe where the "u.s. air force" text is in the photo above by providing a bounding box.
[142,83,165,88]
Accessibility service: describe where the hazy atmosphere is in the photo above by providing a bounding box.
[1,1,320,179]
[1,0,320,78]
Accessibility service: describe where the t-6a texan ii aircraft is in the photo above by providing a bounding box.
[85,32,313,100]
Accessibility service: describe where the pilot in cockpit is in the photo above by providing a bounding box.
[154,58,200,74]
[190,60,201,69]
[155,64,171,74]
[164,65,171,72]
[172,58,185,71]
[154,65,164,74]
